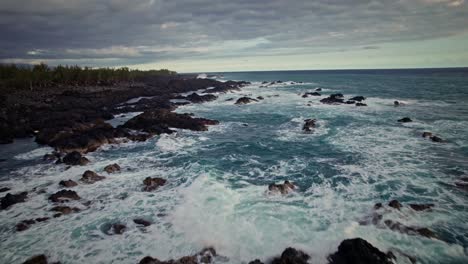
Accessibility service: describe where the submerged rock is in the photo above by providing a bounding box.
[355,102,367,107]
[143,177,167,191]
[384,220,436,238]
[62,151,90,166]
[388,199,403,210]
[0,187,11,193]
[48,190,80,203]
[112,223,126,234]
[328,238,394,264]
[398,117,412,123]
[268,181,296,195]
[409,203,434,211]
[134,218,152,227]
[104,163,121,174]
[51,206,80,215]
[235,97,258,105]
[139,247,216,264]
[59,180,78,188]
[302,92,321,98]
[302,119,317,133]
[81,170,106,184]
[1,192,28,210]
[22,255,48,264]
[271,247,310,264]
[349,96,366,102]
[422,132,443,143]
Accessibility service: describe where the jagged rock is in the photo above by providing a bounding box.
[409,203,434,211]
[104,163,121,173]
[388,200,402,210]
[183,93,218,103]
[302,119,316,132]
[320,93,345,104]
[134,218,152,227]
[62,151,90,166]
[355,102,367,107]
[143,177,167,191]
[0,187,11,193]
[349,96,366,102]
[384,220,436,238]
[271,247,310,264]
[59,180,78,188]
[139,247,216,264]
[268,181,296,195]
[22,254,48,264]
[302,92,321,98]
[398,117,412,123]
[431,136,443,142]
[235,97,258,105]
[315,88,322,91]
[122,109,218,133]
[422,132,433,138]
[113,223,126,234]
[1,192,28,209]
[48,190,80,203]
[51,206,80,215]
[328,238,394,264]
[81,170,105,184]
[257,96,264,100]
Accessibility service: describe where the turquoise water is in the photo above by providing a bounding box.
[1,69,468,263]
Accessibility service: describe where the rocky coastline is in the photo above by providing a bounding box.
[0,76,448,264]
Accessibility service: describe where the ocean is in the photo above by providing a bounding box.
[1,69,468,263]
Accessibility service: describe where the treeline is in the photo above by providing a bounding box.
[0,63,176,90]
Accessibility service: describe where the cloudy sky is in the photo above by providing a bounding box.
[1,0,467,72]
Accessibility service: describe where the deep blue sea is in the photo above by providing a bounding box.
[1,69,468,263]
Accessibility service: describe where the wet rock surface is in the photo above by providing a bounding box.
[48,190,80,203]
[1,192,28,209]
[143,177,167,191]
[59,180,78,188]
[139,247,217,264]
[328,238,394,264]
[62,151,90,166]
[122,109,219,134]
[81,170,106,184]
[271,247,310,264]
[268,181,296,195]
[104,163,121,173]
[302,119,317,132]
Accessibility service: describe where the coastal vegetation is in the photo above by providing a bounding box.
[0,63,176,90]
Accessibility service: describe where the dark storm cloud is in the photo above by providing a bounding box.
[0,0,467,66]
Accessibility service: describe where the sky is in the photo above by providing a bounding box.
[0,0,468,72]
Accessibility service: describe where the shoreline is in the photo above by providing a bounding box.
[0,74,466,264]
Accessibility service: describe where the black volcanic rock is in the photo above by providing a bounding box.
[184,93,218,103]
[320,93,345,104]
[235,97,258,105]
[48,190,80,203]
[271,247,310,264]
[122,109,218,134]
[1,192,28,209]
[302,119,317,132]
[328,238,394,264]
[349,96,366,102]
[62,151,90,166]
[143,177,167,192]
[398,117,412,123]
